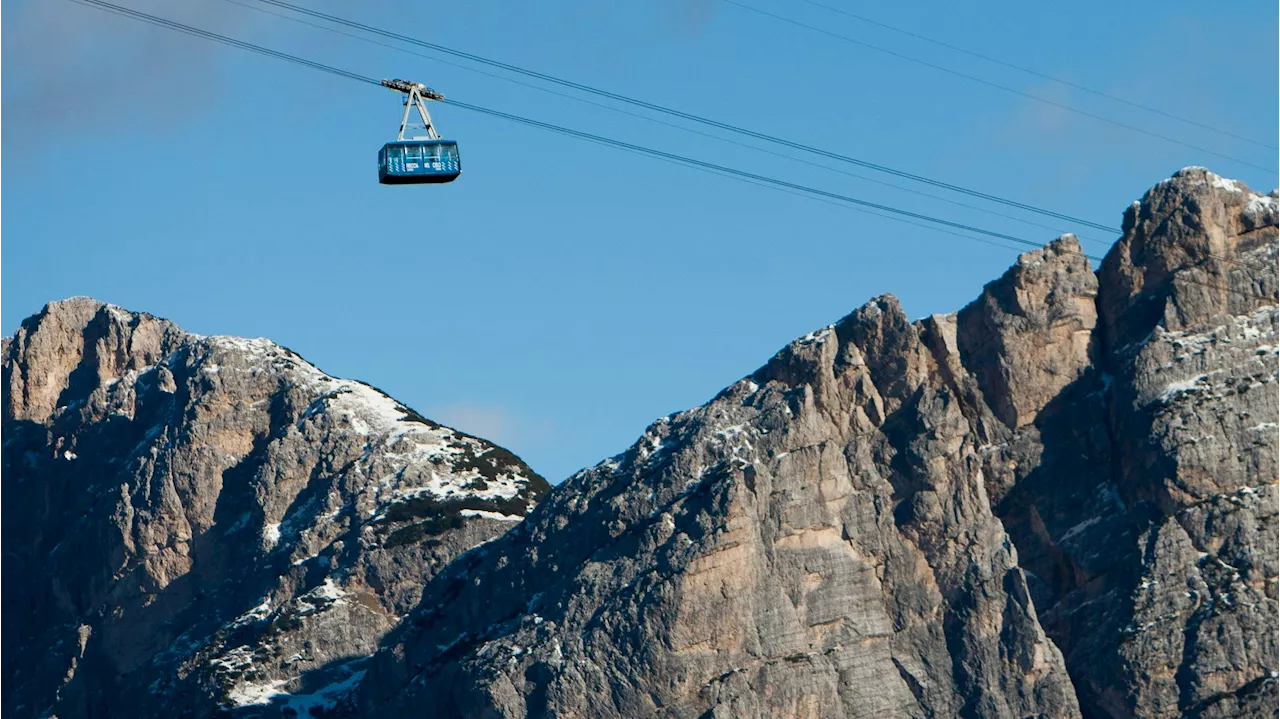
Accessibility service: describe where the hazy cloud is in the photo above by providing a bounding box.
[673,0,717,35]
[2,0,252,142]
[428,402,556,451]
[620,0,717,37]
[1007,79,1076,136]
[0,0,385,167]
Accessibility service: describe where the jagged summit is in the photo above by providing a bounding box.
[1160,165,1277,193]
[1128,166,1278,241]
[1106,165,1278,355]
[7,297,545,508]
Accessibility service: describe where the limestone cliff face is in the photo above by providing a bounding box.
[354,168,1277,719]
[1,299,550,718]
[1090,169,1277,718]
[955,235,1099,433]
[350,249,1100,711]
[980,168,1277,719]
[356,292,1082,718]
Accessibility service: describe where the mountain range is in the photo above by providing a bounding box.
[3,166,1276,718]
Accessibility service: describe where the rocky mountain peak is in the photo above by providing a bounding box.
[2,299,550,717]
[3,297,184,424]
[1103,166,1278,347]
[753,291,930,433]
[956,233,1098,430]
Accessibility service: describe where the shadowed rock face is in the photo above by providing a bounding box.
[1,299,550,718]
[985,169,1278,719]
[1089,169,1278,718]
[353,168,1276,719]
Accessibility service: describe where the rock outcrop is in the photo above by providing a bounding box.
[1,299,550,717]
[1085,168,1277,718]
[947,167,1279,719]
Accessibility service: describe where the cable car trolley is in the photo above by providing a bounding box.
[378,79,460,184]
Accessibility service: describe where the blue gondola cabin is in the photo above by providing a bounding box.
[378,140,461,184]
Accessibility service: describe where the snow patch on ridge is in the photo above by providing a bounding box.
[225,667,367,713]
[1210,175,1243,193]
[459,509,524,522]
[1158,374,1209,403]
[1244,193,1279,225]
[796,325,834,346]
[1160,167,1280,229]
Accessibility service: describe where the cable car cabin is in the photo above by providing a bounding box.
[378,140,460,184]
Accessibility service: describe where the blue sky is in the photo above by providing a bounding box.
[3,0,1276,481]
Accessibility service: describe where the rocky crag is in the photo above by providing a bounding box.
[1,300,550,717]
[353,167,1277,718]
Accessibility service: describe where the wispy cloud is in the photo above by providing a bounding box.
[428,402,556,452]
[2,0,245,143]
[673,0,717,35]
[1006,79,1077,137]
[1,0,379,165]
